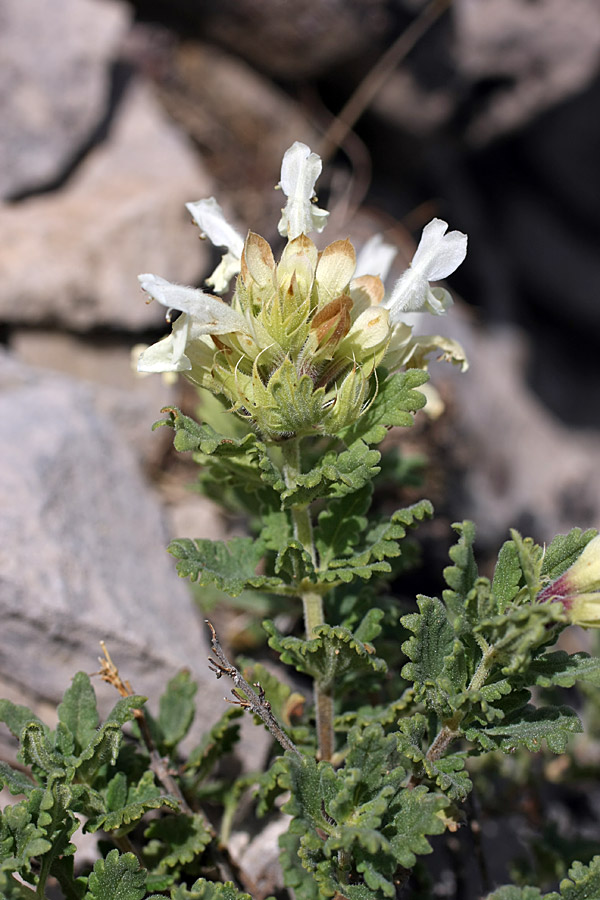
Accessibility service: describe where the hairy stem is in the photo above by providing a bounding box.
[281,439,335,760]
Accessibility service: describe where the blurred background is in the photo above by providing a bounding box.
[2,0,600,735]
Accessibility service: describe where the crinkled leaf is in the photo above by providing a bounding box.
[541,528,598,581]
[280,440,381,507]
[157,670,197,752]
[511,530,544,602]
[314,484,372,567]
[558,855,600,899]
[339,369,428,447]
[485,888,545,900]
[263,620,386,690]
[0,797,52,872]
[0,701,45,742]
[492,539,523,613]
[0,763,35,796]
[185,708,243,781]
[177,880,260,900]
[387,785,446,867]
[396,715,471,800]
[84,849,147,900]
[466,705,582,753]
[526,651,600,688]
[168,537,285,597]
[56,673,99,756]
[442,521,479,625]
[87,771,178,833]
[318,500,433,585]
[144,813,212,871]
[476,603,567,675]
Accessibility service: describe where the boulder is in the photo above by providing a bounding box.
[0,0,129,200]
[0,352,235,756]
[0,80,213,330]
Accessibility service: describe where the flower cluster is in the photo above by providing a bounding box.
[138,142,467,440]
[538,535,600,627]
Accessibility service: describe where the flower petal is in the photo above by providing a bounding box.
[411,218,467,282]
[138,273,248,334]
[384,219,467,320]
[185,198,244,293]
[137,313,192,372]
[277,141,329,239]
[354,234,397,281]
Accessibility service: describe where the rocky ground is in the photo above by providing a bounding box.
[2,2,600,879]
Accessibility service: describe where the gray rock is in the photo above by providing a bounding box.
[0,0,129,199]
[436,315,600,547]
[0,353,233,753]
[455,0,600,143]
[0,80,213,330]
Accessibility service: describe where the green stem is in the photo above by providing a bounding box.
[280,439,334,760]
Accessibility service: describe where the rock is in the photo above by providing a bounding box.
[454,0,600,143]
[146,39,320,234]
[0,79,213,330]
[435,316,600,547]
[0,352,238,758]
[10,329,177,471]
[0,0,129,200]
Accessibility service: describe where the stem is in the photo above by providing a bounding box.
[280,438,335,761]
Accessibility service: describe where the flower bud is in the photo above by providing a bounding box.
[538,535,600,627]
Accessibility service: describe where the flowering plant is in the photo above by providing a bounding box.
[2,143,600,900]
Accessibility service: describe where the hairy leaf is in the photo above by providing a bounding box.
[466,705,582,753]
[84,849,147,900]
[492,539,523,613]
[280,440,381,507]
[87,771,178,833]
[263,621,386,690]
[144,814,212,871]
[541,528,598,582]
[185,708,243,782]
[168,537,285,597]
[157,670,197,752]
[338,369,428,447]
[57,673,99,756]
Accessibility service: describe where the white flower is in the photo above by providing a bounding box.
[384,219,467,322]
[277,141,329,240]
[354,234,397,281]
[185,198,245,293]
[138,274,249,335]
[137,313,193,373]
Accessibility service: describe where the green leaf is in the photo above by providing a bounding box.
[338,370,428,447]
[157,670,197,752]
[185,708,243,782]
[485,888,545,900]
[526,651,600,688]
[84,849,147,900]
[558,856,600,899]
[0,763,35,796]
[317,500,433,585]
[314,484,372,568]
[87,771,178,833]
[0,701,45,741]
[442,521,479,625]
[176,880,257,900]
[466,705,582,753]
[541,528,598,581]
[168,537,285,597]
[57,673,99,756]
[492,539,523,613]
[280,440,381,507]
[0,797,52,873]
[396,715,471,801]
[511,530,544,602]
[387,784,446,867]
[263,620,386,690]
[144,813,212,871]
[401,597,458,690]
[476,603,567,675]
